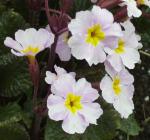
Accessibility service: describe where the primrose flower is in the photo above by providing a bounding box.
[121,0,142,17]
[47,74,103,134]
[45,65,75,85]
[137,0,150,7]
[105,20,141,72]
[68,6,122,66]
[46,25,71,61]
[100,61,134,118]
[4,28,54,59]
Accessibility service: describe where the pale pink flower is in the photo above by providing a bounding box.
[137,0,150,7]
[121,0,142,17]
[4,28,54,58]
[68,6,122,66]
[100,61,134,118]
[105,20,141,72]
[47,74,103,134]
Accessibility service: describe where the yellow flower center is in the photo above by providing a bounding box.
[65,93,82,114]
[137,0,145,5]
[112,77,121,95]
[21,46,40,55]
[86,24,105,47]
[115,39,125,54]
[63,32,69,44]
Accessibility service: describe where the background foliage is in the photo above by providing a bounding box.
[0,0,149,140]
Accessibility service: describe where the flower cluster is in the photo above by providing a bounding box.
[68,6,122,66]
[4,4,143,135]
[67,6,141,120]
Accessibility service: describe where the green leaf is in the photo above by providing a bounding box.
[0,9,29,44]
[72,0,92,15]
[0,103,24,127]
[0,102,32,131]
[117,115,142,136]
[0,123,30,140]
[0,58,32,97]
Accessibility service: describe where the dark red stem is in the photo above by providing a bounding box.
[98,0,121,9]
[45,0,56,34]
[48,35,59,70]
[28,58,40,105]
[28,57,41,140]
[114,6,128,22]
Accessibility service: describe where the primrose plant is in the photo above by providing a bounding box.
[3,0,150,137]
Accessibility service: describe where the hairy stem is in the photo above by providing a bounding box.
[140,50,150,57]
[28,57,40,105]
[48,35,59,71]
[42,8,72,21]
[28,57,41,140]
[98,0,121,9]
[45,0,55,34]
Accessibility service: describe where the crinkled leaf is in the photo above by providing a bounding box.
[0,103,23,127]
[118,115,142,136]
[0,123,30,140]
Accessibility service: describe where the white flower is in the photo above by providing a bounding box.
[47,74,103,134]
[45,65,76,85]
[46,25,71,61]
[68,6,122,66]
[121,0,142,17]
[4,28,54,59]
[100,61,134,118]
[105,20,142,72]
[137,0,150,7]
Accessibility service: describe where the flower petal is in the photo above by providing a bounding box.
[88,45,106,66]
[11,49,24,56]
[68,35,93,63]
[121,48,140,69]
[79,103,103,124]
[100,75,116,103]
[4,37,22,51]
[15,30,28,47]
[56,41,71,61]
[36,28,54,48]
[113,86,134,118]
[107,54,124,72]
[62,113,89,134]
[47,94,67,121]
[54,65,67,76]
[119,69,134,85]
[51,74,76,98]
[45,71,56,85]
[74,78,99,102]
[24,28,37,46]
[68,11,92,35]
[92,6,114,28]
